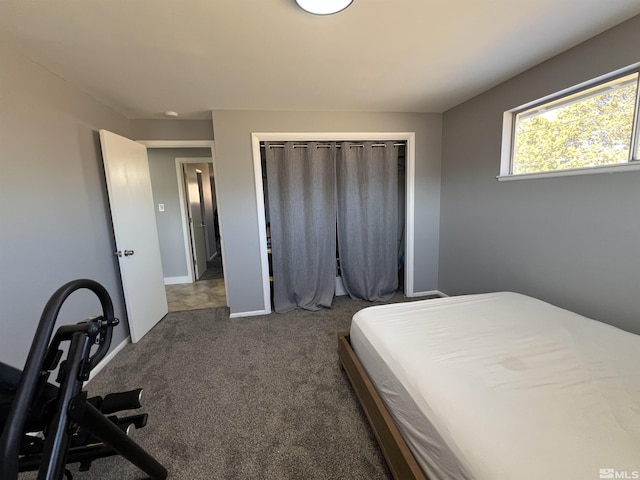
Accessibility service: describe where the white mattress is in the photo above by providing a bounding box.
[350,292,640,480]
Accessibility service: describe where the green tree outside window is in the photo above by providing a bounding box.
[512,73,639,174]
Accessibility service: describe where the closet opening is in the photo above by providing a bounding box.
[251,133,416,313]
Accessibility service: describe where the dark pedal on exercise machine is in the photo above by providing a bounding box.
[0,279,167,480]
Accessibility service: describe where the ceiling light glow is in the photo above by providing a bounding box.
[295,0,353,15]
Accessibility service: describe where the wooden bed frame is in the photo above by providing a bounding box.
[337,331,428,480]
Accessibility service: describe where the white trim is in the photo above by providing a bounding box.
[137,140,214,148]
[404,133,416,297]
[497,162,640,181]
[410,289,448,298]
[251,132,416,313]
[251,134,273,315]
[500,111,514,177]
[164,275,191,285]
[85,336,130,384]
[229,309,270,318]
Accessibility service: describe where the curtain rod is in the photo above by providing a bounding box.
[261,142,406,149]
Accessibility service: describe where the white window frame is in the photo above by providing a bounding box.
[498,62,640,181]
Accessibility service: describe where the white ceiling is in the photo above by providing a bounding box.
[1,1,639,119]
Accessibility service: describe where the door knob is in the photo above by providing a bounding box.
[114,251,122,257]
[124,250,135,256]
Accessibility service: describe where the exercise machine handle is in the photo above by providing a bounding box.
[0,279,116,479]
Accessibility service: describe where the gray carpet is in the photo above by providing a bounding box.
[35,294,436,479]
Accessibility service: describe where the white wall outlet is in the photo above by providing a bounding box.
[158,204,165,212]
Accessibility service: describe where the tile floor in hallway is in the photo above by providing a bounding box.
[165,278,226,312]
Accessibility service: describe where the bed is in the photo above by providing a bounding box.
[337,292,640,480]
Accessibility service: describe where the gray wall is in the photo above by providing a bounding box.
[439,15,640,334]
[147,148,213,279]
[131,119,214,141]
[211,110,442,315]
[0,38,133,369]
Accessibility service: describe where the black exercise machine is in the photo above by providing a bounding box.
[0,279,167,479]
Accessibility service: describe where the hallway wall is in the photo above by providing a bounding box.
[147,148,213,281]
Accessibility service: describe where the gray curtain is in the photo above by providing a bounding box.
[337,141,398,301]
[265,142,336,313]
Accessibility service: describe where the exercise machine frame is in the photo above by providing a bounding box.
[0,279,167,480]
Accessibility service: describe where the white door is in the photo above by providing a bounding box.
[184,164,208,279]
[99,130,168,343]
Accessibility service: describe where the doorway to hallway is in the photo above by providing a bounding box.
[142,141,228,312]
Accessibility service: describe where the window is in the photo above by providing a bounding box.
[501,65,640,178]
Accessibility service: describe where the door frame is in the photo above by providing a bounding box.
[137,140,228,307]
[176,157,213,282]
[251,132,416,312]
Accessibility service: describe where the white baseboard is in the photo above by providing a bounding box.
[86,336,130,384]
[164,275,191,285]
[411,289,448,298]
[229,309,270,318]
